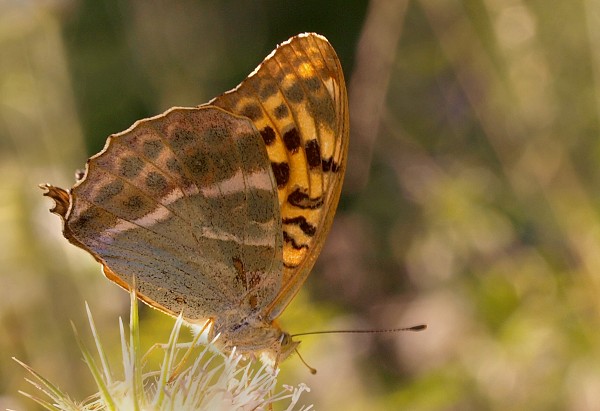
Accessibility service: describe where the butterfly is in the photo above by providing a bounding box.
[41,32,348,364]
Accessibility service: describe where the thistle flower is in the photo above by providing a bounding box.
[15,292,312,411]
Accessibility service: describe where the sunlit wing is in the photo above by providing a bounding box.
[209,33,349,320]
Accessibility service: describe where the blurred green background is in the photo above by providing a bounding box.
[3,0,600,410]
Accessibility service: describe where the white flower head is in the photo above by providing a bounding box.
[15,292,312,411]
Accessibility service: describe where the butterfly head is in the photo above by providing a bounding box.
[254,329,301,370]
[277,331,300,362]
[207,316,294,362]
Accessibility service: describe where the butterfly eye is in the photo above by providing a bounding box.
[279,332,291,345]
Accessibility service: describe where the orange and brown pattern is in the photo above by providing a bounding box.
[41,33,348,363]
[210,34,349,320]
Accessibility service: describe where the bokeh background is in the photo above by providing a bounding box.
[3,0,600,409]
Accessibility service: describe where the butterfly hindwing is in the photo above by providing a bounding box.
[46,107,283,320]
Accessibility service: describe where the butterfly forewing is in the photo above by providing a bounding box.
[209,33,349,319]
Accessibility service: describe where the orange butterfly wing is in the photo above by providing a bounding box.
[209,33,349,320]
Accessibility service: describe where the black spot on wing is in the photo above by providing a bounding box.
[283,128,301,153]
[287,188,323,209]
[322,157,340,173]
[271,161,290,188]
[283,216,316,236]
[260,126,276,146]
[305,140,321,169]
[274,103,289,119]
[283,231,309,250]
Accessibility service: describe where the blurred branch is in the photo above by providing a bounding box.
[584,0,600,121]
[347,0,409,192]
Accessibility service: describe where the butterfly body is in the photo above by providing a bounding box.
[42,33,348,363]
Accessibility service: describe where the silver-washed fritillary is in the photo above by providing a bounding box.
[41,33,348,363]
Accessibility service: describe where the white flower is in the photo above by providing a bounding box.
[15,292,312,411]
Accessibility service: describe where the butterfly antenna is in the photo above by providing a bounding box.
[295,348,317,375]
[291,324,427,338]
